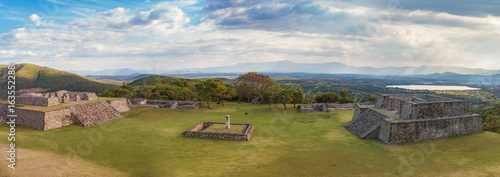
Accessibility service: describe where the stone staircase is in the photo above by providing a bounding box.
[70,101,123,127]
[345,109,385,139]
[100,101,124,119]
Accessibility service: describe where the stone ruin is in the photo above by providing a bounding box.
[298,103,356,112]
[0,90,129,131]
[184,115,254,141]
[345,94,484,144]
[128,98,204,110]
[16,90,98,107]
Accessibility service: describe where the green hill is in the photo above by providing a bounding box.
[0,63,118,98]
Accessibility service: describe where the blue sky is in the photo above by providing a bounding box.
[1,0,500,71]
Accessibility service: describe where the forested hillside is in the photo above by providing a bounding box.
[0,64,117,99]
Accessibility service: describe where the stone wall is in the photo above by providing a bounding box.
[129,98,147,105]
[376,94,422,110]
[44,108,73,131]
[184,122,254,141]
[129,99,204,110]
[68,92,97,101]
[298,103,356,112]
[107,99,130,113]
[400,101,472,120]
[379,114,484,144]
[16,109,45,130]
[17,96,60,107]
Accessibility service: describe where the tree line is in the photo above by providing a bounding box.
[99,72,360,109]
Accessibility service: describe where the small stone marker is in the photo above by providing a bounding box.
[226,115,230,129]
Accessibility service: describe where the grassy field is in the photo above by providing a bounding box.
[1,102,500,176]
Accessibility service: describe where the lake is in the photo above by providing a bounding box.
[386,85,480,91]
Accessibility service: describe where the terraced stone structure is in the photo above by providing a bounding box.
[184,122,254,141]
[0,90,129,130]
[346,94,484,144]
[129,98,204,110]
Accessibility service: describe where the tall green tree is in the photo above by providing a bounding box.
[195,79,225,108]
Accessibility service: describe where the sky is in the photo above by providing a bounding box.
[0,0,500,71]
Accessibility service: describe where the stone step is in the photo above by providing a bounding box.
[345,109,383,139]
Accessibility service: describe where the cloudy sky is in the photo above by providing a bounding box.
[0,0,499,71]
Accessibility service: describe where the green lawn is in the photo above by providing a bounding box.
[1,102,499,176]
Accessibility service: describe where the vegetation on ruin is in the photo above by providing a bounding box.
[1,102,499,176]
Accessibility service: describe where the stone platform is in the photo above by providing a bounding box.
[346,94,484,144]
[184,122,254,141]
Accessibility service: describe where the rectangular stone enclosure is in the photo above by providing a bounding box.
[184,122,254,141]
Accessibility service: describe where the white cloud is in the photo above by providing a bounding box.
[1,0,500,71]
[28,14,45,26]
[71,4,190,36]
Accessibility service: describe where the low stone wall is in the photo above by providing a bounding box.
[107,99,130,113]
[68,92,97,101]
[400,101,472,120]
[129,99,204,110]
[129,98,147,105]
[184,122,254,141]
[17,96,60,107]
[16,109,45,130]
[298,103,355,112]
[379,114,484,144]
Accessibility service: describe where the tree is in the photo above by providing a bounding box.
[195,79,225,108]
[339,90,356,103]
[290,86,305,108]
[367,95,379,103]
[263,84,280,109]
[235,81,253,103]
[236,72,276,103]
[315,92,339,103]
[219,84,237,106]
[276,85,294,110]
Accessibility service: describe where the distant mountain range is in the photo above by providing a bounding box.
[69,60,500,76]
[172,60,500,76]
[68,68,143,76]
